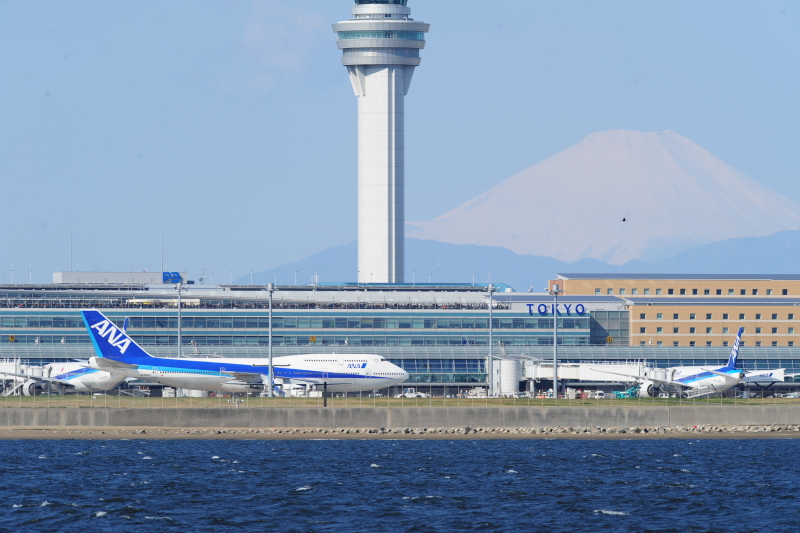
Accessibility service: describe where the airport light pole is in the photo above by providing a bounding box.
[549,284,564,398]
[267,283,275,398]
[176,281,185,358]
[487,283,496,397]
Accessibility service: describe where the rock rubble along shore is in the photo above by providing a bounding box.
[4,424,800,439]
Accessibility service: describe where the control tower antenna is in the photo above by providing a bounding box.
[333,0,430,284]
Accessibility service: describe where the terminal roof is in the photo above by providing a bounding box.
[556,273,800,281]
[627,297,800,306]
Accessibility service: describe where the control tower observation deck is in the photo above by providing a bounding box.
[333,1,430,284]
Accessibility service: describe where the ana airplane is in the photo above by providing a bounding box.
[1,362,126,396]
[743,369,786,388]
[595,327,747,397]
[81,309,409,394]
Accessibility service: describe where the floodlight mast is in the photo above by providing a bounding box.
[487,283,496,397]
[548,284,564,399]
[176,281,184,358]
[267,283,275,397]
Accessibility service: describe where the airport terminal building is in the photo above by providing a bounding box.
[1,273,800,389]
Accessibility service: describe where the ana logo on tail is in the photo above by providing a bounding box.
[90,320,131,354]
[727,326,745,368]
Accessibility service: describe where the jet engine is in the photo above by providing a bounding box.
[638,380,658,398]
[21,380,40,396]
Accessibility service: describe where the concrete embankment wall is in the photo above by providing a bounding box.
[1,406,800,429]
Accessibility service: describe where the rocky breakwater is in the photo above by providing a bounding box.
[5,424,800,440]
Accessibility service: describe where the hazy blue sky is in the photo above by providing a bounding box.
[0,0,797,284]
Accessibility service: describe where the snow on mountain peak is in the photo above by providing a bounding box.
[407,130,800,265]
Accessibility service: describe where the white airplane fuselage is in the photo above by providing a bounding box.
[89,354,409,394]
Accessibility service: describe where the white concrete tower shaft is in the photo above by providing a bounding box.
[334,1,429,284]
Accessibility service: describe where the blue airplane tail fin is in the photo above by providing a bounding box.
[727,327,744,369]
[81,309,152,362]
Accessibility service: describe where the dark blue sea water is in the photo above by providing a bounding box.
[1,438,799,533]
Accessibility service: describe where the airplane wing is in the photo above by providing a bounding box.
[0,372,75,387]
[220,371,266,383]
[590,368,690,388]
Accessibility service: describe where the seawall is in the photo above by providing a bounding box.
[1,406,799,429]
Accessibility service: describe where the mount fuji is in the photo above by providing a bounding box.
[407,130,800,265]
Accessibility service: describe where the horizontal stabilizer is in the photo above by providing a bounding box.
[87,358,139,371]
[701,368,743,379]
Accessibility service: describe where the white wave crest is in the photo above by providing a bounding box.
[594,510,628,516]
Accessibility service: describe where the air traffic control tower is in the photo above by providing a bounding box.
[333,1,430,284]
